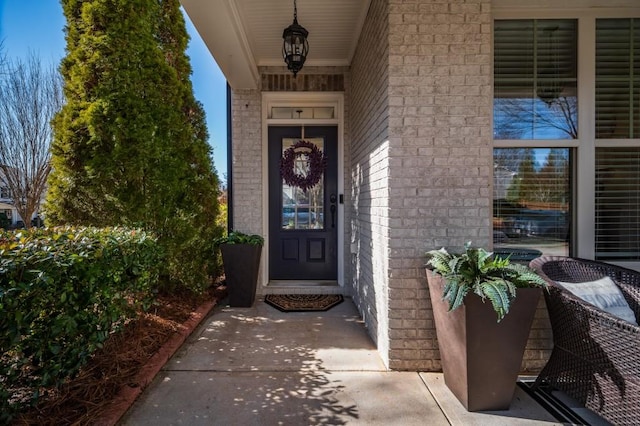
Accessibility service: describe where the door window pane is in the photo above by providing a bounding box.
[493,148,571,259]
[596,18,640,139]
[595,148,640,260]
[494,20,578,139]
[281,138,325,230]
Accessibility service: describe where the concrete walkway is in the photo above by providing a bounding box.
[120,298,562,425]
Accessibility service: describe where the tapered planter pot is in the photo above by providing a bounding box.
[426,269,541,411]
[221,243,262,307]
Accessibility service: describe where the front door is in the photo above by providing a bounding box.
[268,126,338,281]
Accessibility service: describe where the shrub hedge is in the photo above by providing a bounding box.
[0,226,162,420]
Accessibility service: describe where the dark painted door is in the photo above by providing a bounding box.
[269,126,338,280]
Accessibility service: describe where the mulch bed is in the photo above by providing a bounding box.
[11,283,227,426]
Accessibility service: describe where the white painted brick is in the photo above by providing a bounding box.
[231,89,263,238]
[326,0,551,373]
[381,0,495,371]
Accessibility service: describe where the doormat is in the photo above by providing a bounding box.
[264,294,344,312]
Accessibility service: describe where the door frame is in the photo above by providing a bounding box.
[261,92,345,288]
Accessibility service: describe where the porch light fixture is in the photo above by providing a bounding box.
[537,26,562,106]
[282,0,309,76]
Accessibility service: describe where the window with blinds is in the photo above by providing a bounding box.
[595,148,640,260]
[596,19,640,139]
[494,20,578,140]
[595,19,640,261]
[493,148,571,258]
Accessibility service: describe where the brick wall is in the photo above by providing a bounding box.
[380,0,550,371]
[348,0,391,366]
[261,74,344,92]
[384,0,494,370]
[230,89,263,237]
[259,66,347,92]
[525,299,553,372]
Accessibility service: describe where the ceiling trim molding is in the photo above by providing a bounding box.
[181,0,260,89]
[347,0,372,64]
[225,0,260,87]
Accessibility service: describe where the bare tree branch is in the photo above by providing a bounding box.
[0,40,7,71]
[0,52,64,228]
[494,96,577,140]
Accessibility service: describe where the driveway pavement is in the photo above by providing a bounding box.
[120,298,563,425]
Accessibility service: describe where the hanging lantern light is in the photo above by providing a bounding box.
[282,0,309,76]
[537,26,562,106]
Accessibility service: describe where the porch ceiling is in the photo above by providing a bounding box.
[180,0,371,89]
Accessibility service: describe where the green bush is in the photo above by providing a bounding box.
[0,226,162,420]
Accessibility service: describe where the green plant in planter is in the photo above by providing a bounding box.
[426,242,546,322]
[215,230,263,307]
[215,231,264,246]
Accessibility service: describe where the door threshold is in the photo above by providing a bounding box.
[269,280,338,287]
[265,280,343,295]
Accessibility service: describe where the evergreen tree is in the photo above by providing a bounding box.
[46,0,220,291]
[538,148,569,205]
[156,0,221,287]
[515,149,538,205]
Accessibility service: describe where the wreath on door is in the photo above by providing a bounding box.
[280,140,327,192]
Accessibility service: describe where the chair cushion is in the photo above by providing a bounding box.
[556,276,638,325]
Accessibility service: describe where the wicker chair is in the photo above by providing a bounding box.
[529,256,640,425]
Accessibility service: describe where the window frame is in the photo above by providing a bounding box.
[493,6,640,269]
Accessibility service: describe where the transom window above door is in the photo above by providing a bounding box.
[269,107,335,120]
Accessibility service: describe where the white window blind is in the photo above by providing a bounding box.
[494,20,577,140]
[596,19,640,139]
[595,19,640,261]
[595,148,640,260]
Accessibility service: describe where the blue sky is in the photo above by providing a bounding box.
[0,0,228,182]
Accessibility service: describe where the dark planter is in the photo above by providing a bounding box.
[221,243,262,307]
[426,269,541,411]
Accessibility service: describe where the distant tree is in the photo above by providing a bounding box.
[538,148,569,204]
[503,148,570,208]
[506,149,537,204]
[46,0,220,291]
[0,53,64,228]
[494,148,528,173]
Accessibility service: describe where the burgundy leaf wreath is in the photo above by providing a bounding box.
[280,140,327,192]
